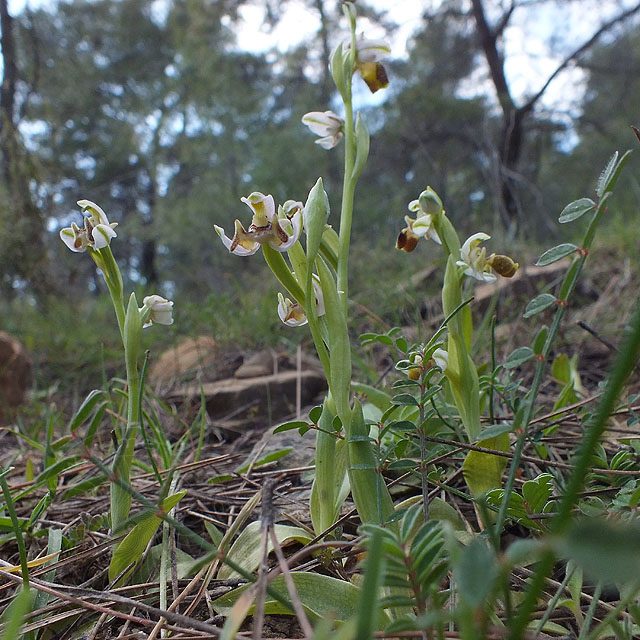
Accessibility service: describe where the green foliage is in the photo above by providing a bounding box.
[360,504,449,630]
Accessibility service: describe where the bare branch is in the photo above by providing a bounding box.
[523,0,640,112]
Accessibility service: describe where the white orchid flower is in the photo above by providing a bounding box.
[345,35,391,93]
[276,276,325,327]
[140,294,174,328]
[396,200,441,253]
[456,233,497,282]
[60,200,118,253]
[302,111,344,149]
[215,192,302,256]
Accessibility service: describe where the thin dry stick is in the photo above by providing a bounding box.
[421,435,640,476]
[0,569,221,635]
[269,528,313,637]
[296,342,302,419]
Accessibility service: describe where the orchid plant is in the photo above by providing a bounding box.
[60,200,174,533]
[214,2,395,534]
[396,187,519,500]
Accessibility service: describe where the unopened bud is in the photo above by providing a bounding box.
[418,187,443,216]
[489,254,519,278]
[407,366,421,380]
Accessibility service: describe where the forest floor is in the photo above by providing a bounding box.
[1,244,639,639]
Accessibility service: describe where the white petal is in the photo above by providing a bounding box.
[92,224,117,249]
[60,227,85,252]
[355,37,391,63]
[432,348,449,371]
[269,212,302,252]
[302,111,343,137]
[77,199,110,226]
[461,232,491,256]
[241,192,276,222]
[314,132,343,149]
[214,225,260,256]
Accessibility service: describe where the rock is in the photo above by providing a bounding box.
[167,370,327,432]
[0,331,32,420]
[234,349,278,378]
[148,336,242,392]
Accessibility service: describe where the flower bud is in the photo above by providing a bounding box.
[418,188,443,216]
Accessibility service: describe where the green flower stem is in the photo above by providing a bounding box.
[111,294,143,532]
[93,245,125,338]
[337,97,356,315]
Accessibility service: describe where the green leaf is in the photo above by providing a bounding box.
[462,433,510,497]
[308,405,323,423]
[553,518,640,584]
[352,113,370,181]
[596,151,618,197]
[356,526,384,640]
[478,422,513,440]
[551,353,571,384]
[532,325,548,354]
[34,456,83,484]
[391,393,419,406]
[0,588,31,640]
[524,293,557,318]
[453,539,498,608]
[69,389,106,432]
[600,149,632,195]
[204,520,224,547]
[218,521,312,580]
[213,572,390,626]
[109,490,186,583]
[558,198,595,223]
[273,421,308,434]
[521,473,553,513]
[304,177,330,266]
[351,382,392,412]
[503,346,534,369]
[536,243,578,267]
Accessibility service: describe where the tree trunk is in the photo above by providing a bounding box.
[1,0,54,301]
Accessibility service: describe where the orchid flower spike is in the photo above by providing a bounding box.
[140,295,174,328]
[60,200,118,253]
[347,35,391,93]
[215,192,303,256]
[396,199,441,253]
[277,275,325,327]
[302,111,344,149]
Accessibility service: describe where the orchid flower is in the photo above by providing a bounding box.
[60,200,118,253]
[302,111,344,149]
[140,294,174,328]
[456,233,497,282]
[277,275,325,327]
[396,199,441,253]
[346,35,391,93]
[215,192,302,256]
